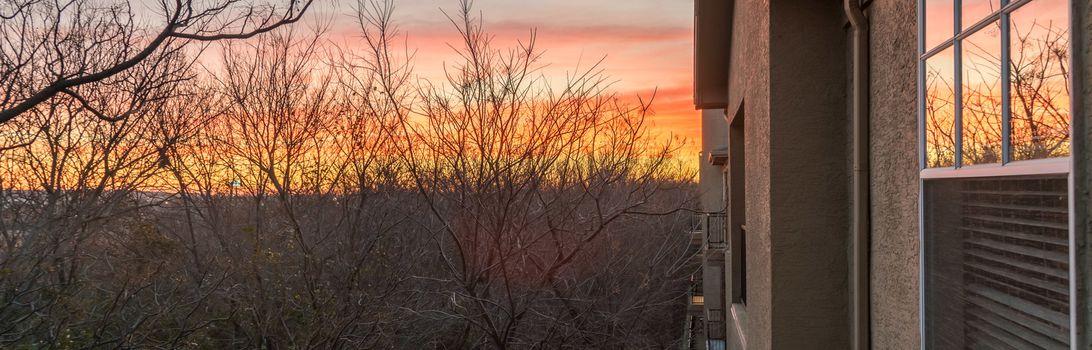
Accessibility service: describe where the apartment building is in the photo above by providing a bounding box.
[687,0,1091,349]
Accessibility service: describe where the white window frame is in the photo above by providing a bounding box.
[916,0,1078,348]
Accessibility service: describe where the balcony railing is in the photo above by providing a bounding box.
[703,213,726,249]
[688,283,704,306]
[687,283,704,315]
[706,308,725,340]
[682,314,704,350]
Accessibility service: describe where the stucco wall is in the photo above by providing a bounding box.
[700,109,728,212]
[766,0,851,349]
[723,1,853,349]
[705,0,1087,348]
[726,0,772,348]
[867,1,922,349]
[1077,0,1091,347]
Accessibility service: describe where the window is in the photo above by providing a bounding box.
[920,0,1072,348]
[692,293,705,306]
[922,0,1070,168]
[727,105,745,304]
[923,176,1070,348]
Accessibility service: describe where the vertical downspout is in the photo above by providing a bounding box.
[844,0,871,349]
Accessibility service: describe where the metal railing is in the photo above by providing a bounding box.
[682,315,704,350]
[688,284,704,306]
[703,213,727,249]
[706,308,726,340]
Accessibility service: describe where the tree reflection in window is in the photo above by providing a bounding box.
[961,21,1002,166]
[922,0,1070,168]
[926,48,956,168]
[1010,0,1070,161]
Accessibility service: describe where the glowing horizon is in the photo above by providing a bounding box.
[316,0,699,157]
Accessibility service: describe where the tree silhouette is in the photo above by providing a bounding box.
[0,0,314,124]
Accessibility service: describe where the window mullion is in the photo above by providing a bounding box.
[918,0,926,170]
[954,0,964,168]
[1001,8,1012,164]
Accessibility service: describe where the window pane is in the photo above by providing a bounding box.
[962,22,1003,166]
[924,176,1070,349]
[926,0,955,51]
[962,0,1001,30]
[1010,0,1071,161]
[926,47,956,168]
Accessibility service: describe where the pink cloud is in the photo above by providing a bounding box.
[324,2,699,149]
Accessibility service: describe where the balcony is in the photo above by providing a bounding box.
[703,213,726,250]
[688,284,705,315]
[706,308,726,340]
[681,313,706,350]
[690,229,704,246]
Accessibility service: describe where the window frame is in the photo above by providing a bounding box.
[916,0,1078,348]
[727,114,745,305]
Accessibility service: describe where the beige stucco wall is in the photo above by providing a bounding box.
[867,1,922,349]
[720,0,854,349]
[700,109,728,212]
[724,0,771,348]
[1077,0,1091,347]
[766,0,851,348]
[699,0,1092,347]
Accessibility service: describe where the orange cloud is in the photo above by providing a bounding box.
[324,1,699,156]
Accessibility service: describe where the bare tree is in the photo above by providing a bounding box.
[161,23,419,347]
[0,0,315,124]
[0,50,217,346]
[371,2,694,347]
[0,1,698,348]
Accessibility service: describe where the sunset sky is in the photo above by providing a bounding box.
[318,0,699,154]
